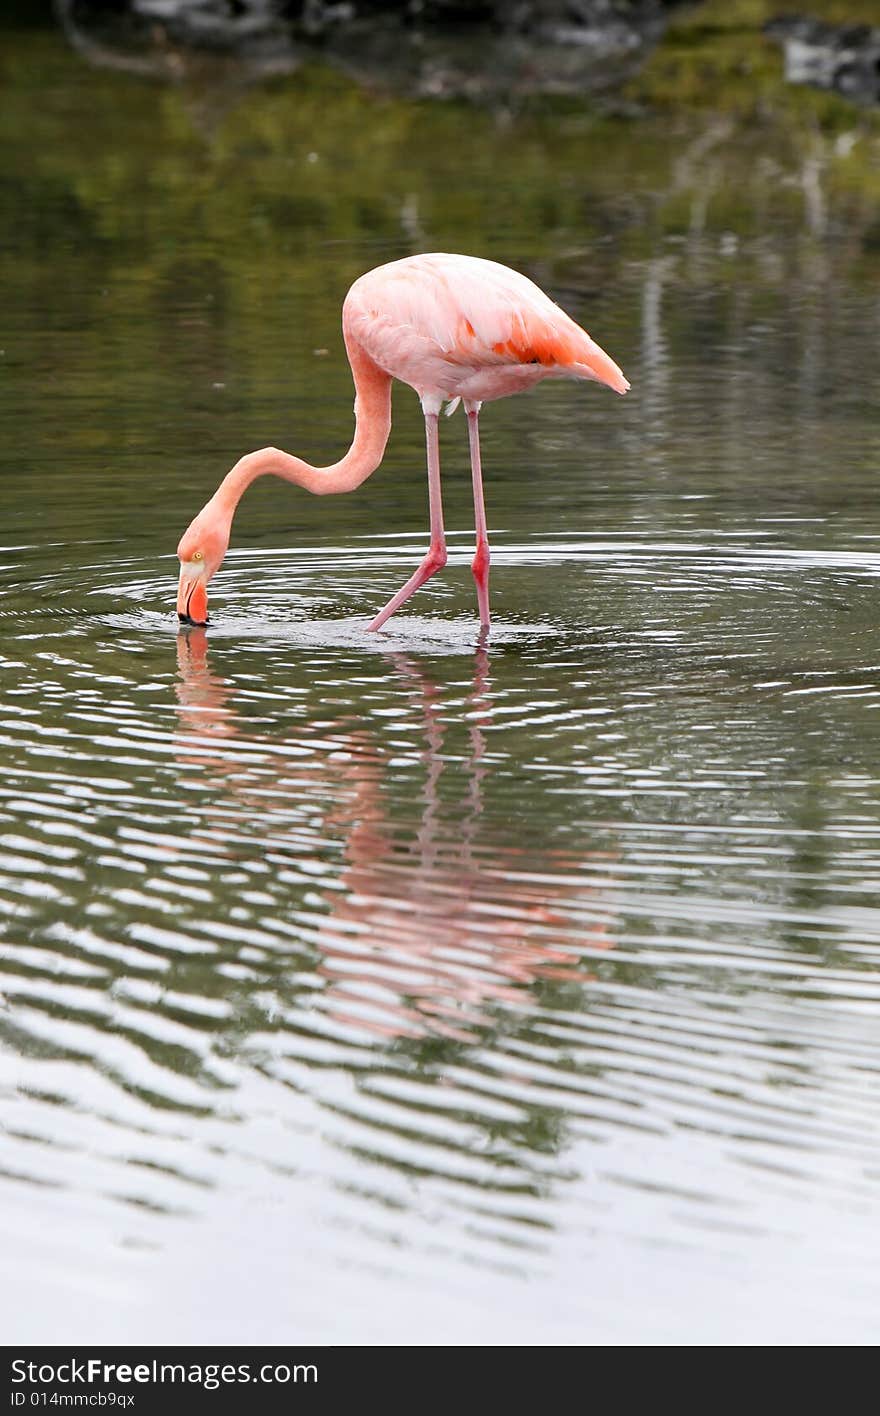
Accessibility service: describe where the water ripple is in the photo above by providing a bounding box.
[2,532,880,1341]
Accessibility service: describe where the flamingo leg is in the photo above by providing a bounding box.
[367,410,447,632]
[466,401,490,629]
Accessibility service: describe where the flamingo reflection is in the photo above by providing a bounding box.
[175,630,617,1043]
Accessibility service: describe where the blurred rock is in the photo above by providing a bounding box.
[766,16,880,106]
[55,0,678,97]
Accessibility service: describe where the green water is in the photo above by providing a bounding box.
[2,13,880,1344]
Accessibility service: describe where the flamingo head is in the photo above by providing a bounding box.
[176,512,230,626]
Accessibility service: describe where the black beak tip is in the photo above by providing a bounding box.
[178,613,210,627]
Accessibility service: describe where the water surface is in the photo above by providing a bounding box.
[2,17,880,1345]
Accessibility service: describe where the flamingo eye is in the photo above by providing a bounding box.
[193,551,204,563]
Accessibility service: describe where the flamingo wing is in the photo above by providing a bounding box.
[344,253,629,396]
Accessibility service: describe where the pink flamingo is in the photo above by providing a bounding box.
[176,253,629,631]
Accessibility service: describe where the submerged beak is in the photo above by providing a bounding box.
[177,567,209,626]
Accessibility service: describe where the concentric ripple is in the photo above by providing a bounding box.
[2,527,880,1343]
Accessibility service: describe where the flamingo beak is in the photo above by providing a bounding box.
[177,567,209,626]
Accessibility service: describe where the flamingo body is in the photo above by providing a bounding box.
[176,253,628,632]
[344,253,629,408]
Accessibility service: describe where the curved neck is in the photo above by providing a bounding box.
[215,339,392,519]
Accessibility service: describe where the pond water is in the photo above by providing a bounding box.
[2,14,880,1345]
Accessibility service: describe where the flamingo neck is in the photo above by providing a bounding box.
[213,340,392,525]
